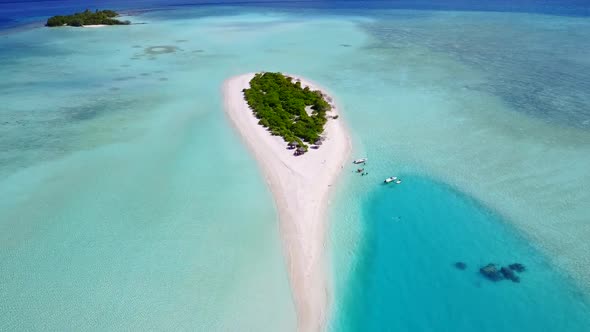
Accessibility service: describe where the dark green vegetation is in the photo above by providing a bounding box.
[46,9,130,27]
[243,72,331,150]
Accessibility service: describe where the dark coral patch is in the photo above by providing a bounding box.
[454,262,467,270]
[113,76,136,81]
[480,263,503,281]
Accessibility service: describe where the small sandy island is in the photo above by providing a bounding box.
[223,73,351,331]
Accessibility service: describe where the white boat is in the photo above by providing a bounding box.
[353,158,367,164]
[384,176,398,183]
[395,179,402,184]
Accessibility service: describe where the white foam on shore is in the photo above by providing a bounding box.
[222,73,352,331]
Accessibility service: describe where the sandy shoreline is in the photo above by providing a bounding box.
[222,73,351,331]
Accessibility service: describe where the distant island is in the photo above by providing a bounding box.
[46,9,130,27]
[242,72,332,154]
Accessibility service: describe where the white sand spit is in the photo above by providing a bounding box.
[222,73,351,332]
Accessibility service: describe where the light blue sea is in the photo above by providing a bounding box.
[1,1,589,331]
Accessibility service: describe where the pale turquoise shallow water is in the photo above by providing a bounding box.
[1,6,589,331]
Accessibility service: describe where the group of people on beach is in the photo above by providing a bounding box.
[356,163,368,176]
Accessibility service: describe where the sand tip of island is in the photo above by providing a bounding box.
[222,72,351,331]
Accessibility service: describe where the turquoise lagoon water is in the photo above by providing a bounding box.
[330,176,590,331]
[1,4,590,331]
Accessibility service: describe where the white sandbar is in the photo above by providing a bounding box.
[222,73,351,331]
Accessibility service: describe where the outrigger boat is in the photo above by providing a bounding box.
[384,176,397,183]
[384,176,401,184]
[353,158,367,164]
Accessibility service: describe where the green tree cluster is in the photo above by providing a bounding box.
[46,9,130,27]
[243,72,331,149]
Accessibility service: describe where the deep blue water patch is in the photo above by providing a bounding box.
[1,0,589,31]
[333,175,590,332]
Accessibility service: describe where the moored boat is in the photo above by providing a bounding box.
[384,176,398,183]
[353,158,367,164]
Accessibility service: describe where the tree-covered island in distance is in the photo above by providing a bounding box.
[242,72,332,155]
[46,9,130,27]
